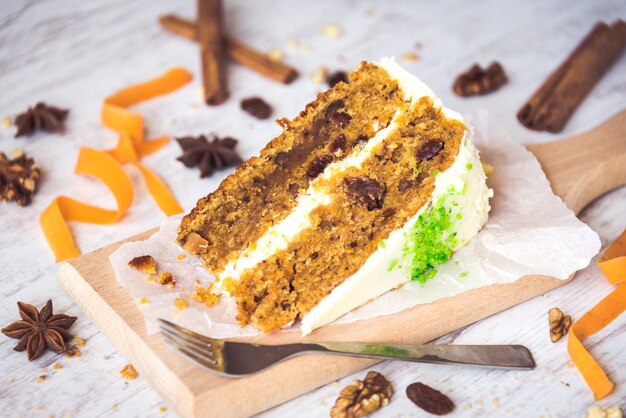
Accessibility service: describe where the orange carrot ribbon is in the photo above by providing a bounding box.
[568,228,626,400]
[40,68,192,261]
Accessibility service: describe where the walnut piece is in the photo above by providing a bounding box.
[330,371,393,418]
[0,150,41,206]
[128,255,157,275]
[453,62,507,97]
[119,364,138,380]
[549,307,572,342]
[182,232,209,255]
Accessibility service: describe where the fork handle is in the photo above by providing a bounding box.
[310,342,535,370]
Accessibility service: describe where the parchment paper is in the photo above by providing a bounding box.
[110,113,601,337]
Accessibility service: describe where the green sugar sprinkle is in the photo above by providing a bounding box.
[431,169,440,176]
[378,240,386,249]
[459,271,469,278]
[412,164,421,175]
[399,193,458,284]
[466,163,473,170]
[387,259,398,271]
[456,213,462,220]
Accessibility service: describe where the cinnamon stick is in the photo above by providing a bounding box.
[159,14,299,84]
[197,0,228,105]
[518,20,626,133]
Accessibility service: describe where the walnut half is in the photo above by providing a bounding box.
[330,371,393,418]
[549,307,572,343]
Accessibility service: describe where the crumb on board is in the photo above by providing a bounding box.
[36,375,48,383]
[119,364,138,380]
[52,363,62,370]
[66,346,81,358]
[159,406,168,413]
[400,52,419,62]
[128,255,157,275]
[323,23,342,38]
[190,285,219,308]
[266,49,284,62]
[177,253,186,261]
[139,296,151,305]
[73,336,86,347]
[157,272,176,288]
[174,298,188,311]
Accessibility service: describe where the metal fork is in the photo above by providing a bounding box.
[158,319,535,377]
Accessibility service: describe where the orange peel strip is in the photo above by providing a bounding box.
[40,68,192,261]
[568,228,626,400]
[40,148,133,261]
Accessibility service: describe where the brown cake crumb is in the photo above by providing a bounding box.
[53,363,62,370]
[128,255,157,275]
[331,371,393,418]
[549,307,572,342]
[241,97,273,120]
[190,285,220,307]
[453,62,507,97]
[73,336,86,347]
[173,298,188,311]
[36,375,48,384]
[0,150,41,206]
[66,346,81,358]
[157,272,176,288]
[119,364,138,380]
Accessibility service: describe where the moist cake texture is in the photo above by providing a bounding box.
[178,58,492,334]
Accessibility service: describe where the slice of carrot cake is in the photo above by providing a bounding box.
[177,58,492,335]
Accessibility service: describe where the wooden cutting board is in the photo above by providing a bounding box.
[58,110,626,418]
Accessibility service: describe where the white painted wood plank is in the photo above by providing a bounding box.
[1,0,624,416]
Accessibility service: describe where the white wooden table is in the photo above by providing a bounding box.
[1,0,625,416]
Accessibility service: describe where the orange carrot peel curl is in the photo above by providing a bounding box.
[40,68,193,262]
[568,228,626,400]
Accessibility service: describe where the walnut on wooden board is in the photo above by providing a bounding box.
[330,371,393,418]
[549,307,572,342]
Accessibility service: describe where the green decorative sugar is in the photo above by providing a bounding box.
[466,163,473,170]
[400,193,458,284]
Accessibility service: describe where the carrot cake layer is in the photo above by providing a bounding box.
[177,58,492,335]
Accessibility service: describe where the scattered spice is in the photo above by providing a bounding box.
[453,62,507,97]
[406,382,455,415]
[14,102,69,137]
[266,48,284,62]
[139,297,151,305]
[586,405,623,418]
[119,364,138,380]
[53,363,62,370]
[330,371,393,418]
[36,375,48,384]
[549,307,572,342]
[241,97,273,120]
[177,253,186,261]
[159,406,168,413]
[73,336,86,347]
[1,300,77,361]
[157,272,176,288]
[326,71,349,88]
[65,346,81,358]
[0,150,41,206]
[323,24,343,38]
[176,134,243,178]
[128,255,157,275]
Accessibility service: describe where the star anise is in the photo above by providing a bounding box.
[14,102,69,138]
[1,300,77,361]
[176,134,243,178]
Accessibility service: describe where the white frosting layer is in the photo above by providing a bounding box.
[300,58,492,335]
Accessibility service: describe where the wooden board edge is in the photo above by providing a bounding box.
[57,263,197,418]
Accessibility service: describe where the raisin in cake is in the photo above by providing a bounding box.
[177,58,492,335]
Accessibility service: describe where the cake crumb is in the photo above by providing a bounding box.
[139,296,151,305]
[586,406,622,418]
[311,66,328,85]
[119,364,138,380]
[177,253,186,261]
[111,403,118,409]
[2,115,11,128]
[323,23,342,38]
[174,297,188,311]
[190,285,219,307]
[157,272,176,288]
[159,406,168,413]
[492,398,501,408]
[266,49,284,62]
[146,275,156,282]
[401,52,420,62]
[128,255,157,275]
[52,363,62,370]
[66,346,81,358]
[286,39,299,49]
[73,336,86,347]
[36,375,48,383]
